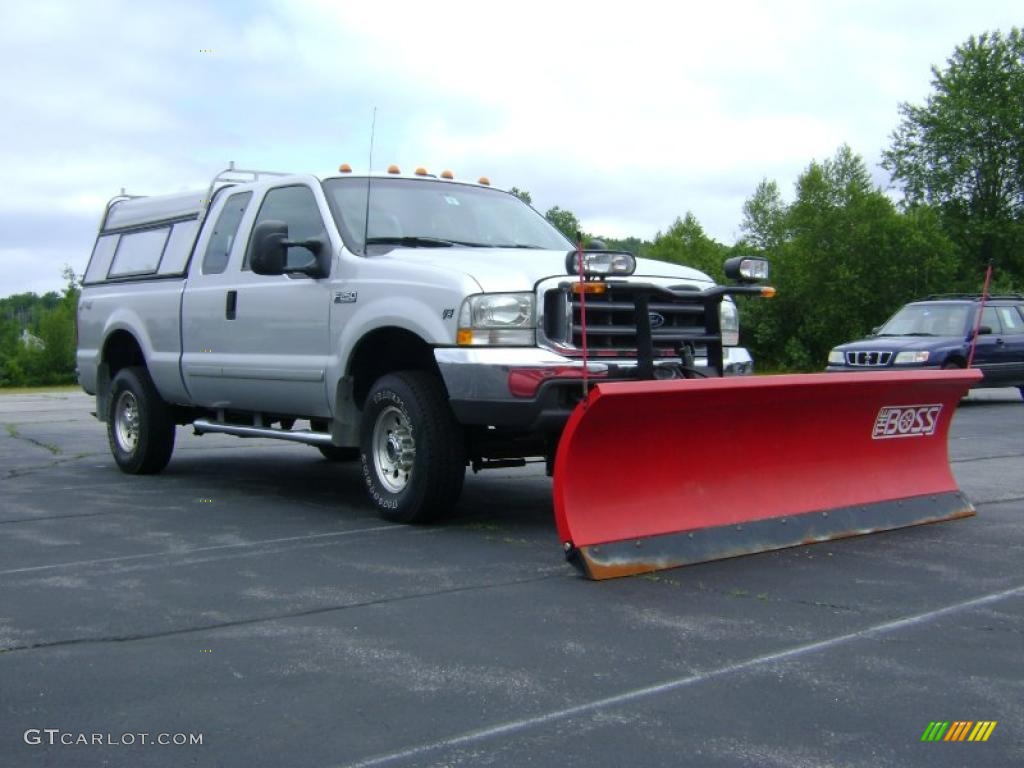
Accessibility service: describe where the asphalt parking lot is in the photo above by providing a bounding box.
[1,388,1022,767]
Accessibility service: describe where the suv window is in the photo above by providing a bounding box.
[981,306,1001,334]
[203,191,252,274]
[995,305,1024,334]
[245,185,326,270]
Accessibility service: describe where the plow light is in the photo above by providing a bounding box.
[565,250,636,277]
[724,256,770,283]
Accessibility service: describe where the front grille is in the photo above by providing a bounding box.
[845,350,893,367]
[543,284,714,357]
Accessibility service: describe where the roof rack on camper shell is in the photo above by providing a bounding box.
[99,162,291,233]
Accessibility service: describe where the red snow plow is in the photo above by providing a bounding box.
[551,254,980,579]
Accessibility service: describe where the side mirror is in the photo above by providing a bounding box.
[250,220,288,275]
[870,326,880,336]
[250,221,329,278]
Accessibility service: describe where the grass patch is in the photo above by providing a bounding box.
[0,385,80,395]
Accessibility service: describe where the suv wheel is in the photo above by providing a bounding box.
[359,371,465,523]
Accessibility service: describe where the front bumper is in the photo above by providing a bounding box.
[435,346,754,430]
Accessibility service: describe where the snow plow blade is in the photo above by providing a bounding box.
[553,369,981,580]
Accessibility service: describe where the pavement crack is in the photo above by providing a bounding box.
[4,423,62,455]
[0,571,566,654]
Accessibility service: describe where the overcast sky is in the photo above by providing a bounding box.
[1,0,1019,297]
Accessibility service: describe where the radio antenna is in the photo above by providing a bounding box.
[362,107,377,256]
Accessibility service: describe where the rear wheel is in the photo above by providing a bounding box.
[107,366,175,474]
[359,371,465,523]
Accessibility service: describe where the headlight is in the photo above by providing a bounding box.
[565,250,636,276]
[894,350,930,364]
[720,301,739,346]
[828,349,845,365]
[723,256,770,282]
[457,293,535,346]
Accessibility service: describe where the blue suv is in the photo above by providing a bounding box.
[826,295,1024,399]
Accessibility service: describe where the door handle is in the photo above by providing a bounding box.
[226,290,237,320]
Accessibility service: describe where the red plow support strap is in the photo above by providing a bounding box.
[553,369,981,579]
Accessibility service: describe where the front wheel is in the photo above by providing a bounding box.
[360,371,465,523]
[107,366,175,474]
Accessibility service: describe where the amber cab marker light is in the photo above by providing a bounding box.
[478,176,490,186]
[387,164,401,174]
[415,167,428,176]
[338,163,352,173]
[761,286,777,298]
[441,170,454,180]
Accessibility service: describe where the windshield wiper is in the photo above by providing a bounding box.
[490,243,544,249]
[882,332,935,337]
[365,236,454,248]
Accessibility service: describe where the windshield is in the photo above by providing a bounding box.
[322,177,573,253]
[877,304,970,336]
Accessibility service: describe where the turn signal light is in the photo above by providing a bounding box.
[571,282,608,295]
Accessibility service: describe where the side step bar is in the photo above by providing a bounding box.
[192,419,334,446]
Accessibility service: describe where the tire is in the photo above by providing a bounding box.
[318,445,361,462]
[107,366,175,474]
[359,371,465,523]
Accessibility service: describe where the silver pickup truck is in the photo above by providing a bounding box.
[77,164,756,523]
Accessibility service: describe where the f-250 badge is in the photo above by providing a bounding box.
[334,291,358,304]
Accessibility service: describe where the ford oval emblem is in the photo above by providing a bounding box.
[649,312,665,329]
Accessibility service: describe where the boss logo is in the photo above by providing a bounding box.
[872,404,942,439]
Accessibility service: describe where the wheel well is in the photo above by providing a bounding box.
[348,327,441,407]
[943,354,967,368]
[103,331,145,377]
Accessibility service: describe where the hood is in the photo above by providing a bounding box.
[377,248,714,292]
[835,335,964,352]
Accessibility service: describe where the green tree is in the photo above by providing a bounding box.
[0,267,80,387]
[882,28,1024,279]
[508,187,532,205]
[646,212,728,281]
[742,146,959,371]
[740,179,789,252]
[544,206,582,242]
